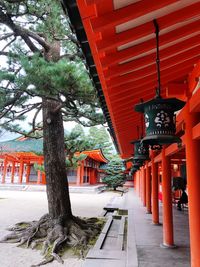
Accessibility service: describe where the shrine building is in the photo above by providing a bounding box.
[0,136,108,185]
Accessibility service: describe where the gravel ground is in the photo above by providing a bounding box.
[0,190,120,267]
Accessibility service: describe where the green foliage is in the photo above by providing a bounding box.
[65,153,87,169]
[88,126,113,156]
[34,163,45,173]
[0,0,105,136]
[102,158,126,190]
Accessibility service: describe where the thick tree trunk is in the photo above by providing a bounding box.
[42,98,72,220]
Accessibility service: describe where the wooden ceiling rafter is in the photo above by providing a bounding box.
[96,2,200,52]
[101,20,200,67]
[104,38,200,79]
[91,0,180,32]
[73,0,200,157]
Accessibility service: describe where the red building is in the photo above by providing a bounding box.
[0,137,108,185]
[64,1,200,266]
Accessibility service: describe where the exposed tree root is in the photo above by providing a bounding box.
[0,214,104,266]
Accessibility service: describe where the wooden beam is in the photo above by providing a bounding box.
[106,53,200,88]
[107,66,191,100]
[84,0,102,5]
[97,2,200,52]
[188,59,200,93]
[166,82,187,99]
[101,20,200,67]
[189,87,200,112]
[91,0,178,32]
[154,153,162,163]
[193,122,200,140]
[165,143,181,157]
[104,36,200,78]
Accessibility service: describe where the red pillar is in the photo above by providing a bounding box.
[141,168,144,203]
[41,173,46,184]
[76,165,81,185]
[26,164,31,183]
[76,161,85,185]
[18,158,24,183]
[90,168,97,185]
[162,148,174,247]
[37,170,41,184]
[11,161,15,183]
[184,104,200,267]
[139,169,142,199]
[146,164,151,214]
[135,172,138,194]
[2,157,8,183]
[151,151,160,224]
[142,167,146,206]
[37,160,43,184]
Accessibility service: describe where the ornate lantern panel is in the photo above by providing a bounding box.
[135,97,185,147]
[132,140,149,161]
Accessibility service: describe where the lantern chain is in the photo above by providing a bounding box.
[153,19,161,98]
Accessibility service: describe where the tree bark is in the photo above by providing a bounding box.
[42,98,72,220]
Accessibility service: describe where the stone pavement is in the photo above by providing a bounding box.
[0,187,190,267]
[122,189,190,267]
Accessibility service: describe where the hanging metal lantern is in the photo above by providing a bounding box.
[133,158,143,169]
[132,140,149,161]
[134,20,185,148]
[130,167,138,175]
[135,97,185,147]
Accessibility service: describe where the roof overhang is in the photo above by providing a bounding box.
[64,0,200,158]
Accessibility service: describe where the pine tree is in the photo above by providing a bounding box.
[88,126,113,156]
[0,1,105,264]
[102,158,126,191]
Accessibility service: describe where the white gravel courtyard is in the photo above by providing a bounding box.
[0,189,119,267]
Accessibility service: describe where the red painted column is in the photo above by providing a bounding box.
[141,168,144,203]
[142,166,146,206]
[134,172,137,193]
[37,170,41,184]
[18,158,24,183]
[26,164,31,183]
[184,104,200,267]
[151,151,160,224]
[41,173,46,184]
[136,171,139,195]
[80,161,84,185]
[37,160,43,184]
[76,165,81,185]
[139,169,142,199]
[11,161,15,183]
[146,164,151,214]
[2,157,8,183]
[162,147,174,247]
[90,169,97,185]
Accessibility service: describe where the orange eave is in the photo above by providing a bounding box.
[73,0,200,158]
[77,149,108,163]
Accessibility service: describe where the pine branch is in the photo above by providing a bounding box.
[1,91,23,110]
[32,105,42,131]
[2,36,16,51]
[0,33,14,41]
[4,0,24,3]
[1,103,40,124]
[0,7,49,53]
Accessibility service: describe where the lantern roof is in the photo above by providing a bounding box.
[135,96,186,113]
